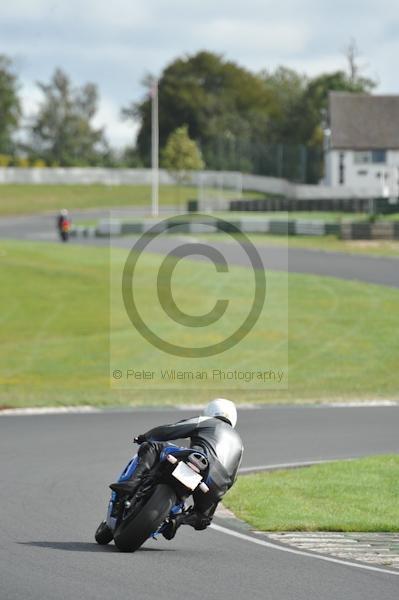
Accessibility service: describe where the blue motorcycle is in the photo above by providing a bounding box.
[95,445,210,552]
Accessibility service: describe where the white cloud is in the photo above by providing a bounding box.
[2,0,399,147]
[283,54,347,78]
[369,38,399,93]
[1,0,150,26]
[93,97,138,148]
[1,1,48,20]
[195,18,310,55]
[20,82,42,119]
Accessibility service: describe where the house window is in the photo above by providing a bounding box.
[371,149,386,163]
[358,170,368,176]
[354,151,371,164]
[354,150,387,164]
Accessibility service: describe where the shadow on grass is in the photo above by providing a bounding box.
[18,541,174,553]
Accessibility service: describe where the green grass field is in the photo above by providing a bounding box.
[224,455,399,532]
[0,184,263,216]
[1,240,398,408]
[1,184,399,223]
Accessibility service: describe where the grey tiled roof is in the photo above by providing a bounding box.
[329,92,399,150]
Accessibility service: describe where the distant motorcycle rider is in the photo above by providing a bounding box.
[110,399,243,539]
[57,208,71,242]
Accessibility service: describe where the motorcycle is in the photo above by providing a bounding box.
[95,445,210,552]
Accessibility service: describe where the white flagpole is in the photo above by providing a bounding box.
[151,78,159,217]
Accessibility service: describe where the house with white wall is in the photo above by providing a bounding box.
[324,92,399,197]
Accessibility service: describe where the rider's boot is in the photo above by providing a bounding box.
[162,509,212,540]
[162,513,186,540]
[109,450,154,497]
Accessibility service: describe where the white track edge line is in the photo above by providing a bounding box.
[0,406,101,416]
[210,523,399,576]
[239,458,356,473]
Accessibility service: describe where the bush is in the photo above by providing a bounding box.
[0,154,12,167]
[14,157,30,168]
[161,125,204,184]
[32,159,46,168]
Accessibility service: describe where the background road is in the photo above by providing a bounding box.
[1,406,398,600]
[0,211,398,288]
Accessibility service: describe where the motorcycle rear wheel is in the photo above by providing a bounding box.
[113,484,176,552]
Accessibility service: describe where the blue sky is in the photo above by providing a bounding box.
[2,0,398,148]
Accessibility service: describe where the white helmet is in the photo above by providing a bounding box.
[203,398,237,428]
[60,208,68,216]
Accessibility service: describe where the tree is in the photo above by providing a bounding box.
[29,68,107,166]
[120,145,143,168]
[344,38,376,90]
[261,66,308,143]
[161,125,204,184]
[123,51,273,166]
[0,55,21,154]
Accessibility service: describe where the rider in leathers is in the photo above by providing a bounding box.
[111,399,243,539]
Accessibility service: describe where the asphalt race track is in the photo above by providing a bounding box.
[1,211,398,288]
[1,406,399,600]
[1,214,399,597]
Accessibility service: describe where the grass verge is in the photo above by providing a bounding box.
[1,240,398,407]
[224,455,399,532]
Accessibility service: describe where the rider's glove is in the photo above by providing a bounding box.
[133,434,147,444]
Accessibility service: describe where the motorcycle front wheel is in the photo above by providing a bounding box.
[113,484,176,552]
[95,520,113,545]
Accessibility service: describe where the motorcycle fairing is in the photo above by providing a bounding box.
[106,455,139,530]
